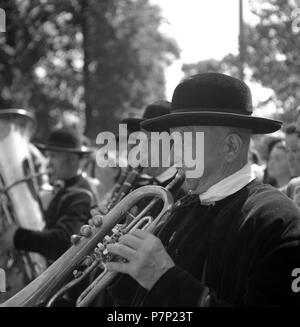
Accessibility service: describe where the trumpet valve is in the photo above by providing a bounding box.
[96,242,105,251]
[111,227,119,234]
[80,225,93,238]
[70,234,81,245]
[73,269,83,279]
[81,256,93,267]
[104,235,112,243]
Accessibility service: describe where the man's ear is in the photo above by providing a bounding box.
[223,133,243,162]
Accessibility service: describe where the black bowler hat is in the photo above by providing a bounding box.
[35,128,92,154]
[141,73,282,134]
[121,100,171,132]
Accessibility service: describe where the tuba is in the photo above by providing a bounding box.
[0,109,47,302]
[1,170,185,307]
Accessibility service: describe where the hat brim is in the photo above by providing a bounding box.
[120,118,145,131]
[140,111,282,134]
[121,117,143,124]
[35,143,93,154]
[120,117,143,132]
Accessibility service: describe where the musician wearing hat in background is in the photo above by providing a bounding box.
[0,128,94,263]
[122,100,182,189]
[95,73,300,306]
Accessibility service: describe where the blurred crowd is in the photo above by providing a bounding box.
[248,115,300,207]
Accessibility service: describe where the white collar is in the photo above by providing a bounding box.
[198,163,255,205]
[155,166,177,184]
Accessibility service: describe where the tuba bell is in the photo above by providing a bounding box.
[0,109,47,302]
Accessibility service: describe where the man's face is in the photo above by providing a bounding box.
[285,132,300,177]
[170,126,226,192]
[268,145,290,179]
[46,151,77,183]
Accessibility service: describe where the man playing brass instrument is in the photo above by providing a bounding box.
[0,128,94,263]
[88,73,300,306]
[121,100,183,191]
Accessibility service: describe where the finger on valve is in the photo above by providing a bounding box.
[91,215,103,227]
[80,224,93,238]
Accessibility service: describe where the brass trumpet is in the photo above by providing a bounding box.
[1,170,185,307]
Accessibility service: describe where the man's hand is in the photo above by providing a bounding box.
[0,223,18,254]
[88,215,103,228]
[90,204,108,217]
[106,229,175,290]
[71,208,104,243]
[87,204,108,227]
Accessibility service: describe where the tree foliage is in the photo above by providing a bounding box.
[182,54,240,79]
[83,0,179,138]
[182,0,300,124]
[0,0,179,141]
[245,0,300,123]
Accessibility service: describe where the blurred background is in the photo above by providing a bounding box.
[0,0,300,161]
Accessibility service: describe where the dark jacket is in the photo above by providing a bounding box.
[105,180,300,307]
[14,175,93,261]
[136,169,186,210]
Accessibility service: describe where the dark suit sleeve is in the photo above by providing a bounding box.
[104,274,142,307]
[14,193,91,261]
[142,266,207,306]
[242,219,300,306]
[142,218,300,307]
